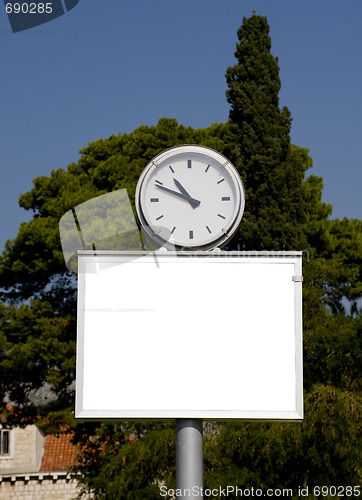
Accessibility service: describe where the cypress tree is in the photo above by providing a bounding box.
[226,14,308,250]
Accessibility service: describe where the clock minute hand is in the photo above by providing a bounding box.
[155,184,200,208]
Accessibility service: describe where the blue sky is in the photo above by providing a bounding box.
[1,0,361,251]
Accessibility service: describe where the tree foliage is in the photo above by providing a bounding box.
[71,421,175,500]
[0,13,360,500]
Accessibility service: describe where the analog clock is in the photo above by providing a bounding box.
[135,145,245,250]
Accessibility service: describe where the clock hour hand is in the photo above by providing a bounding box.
[173,178,199,208]
[173,178,193,198]
[155,184,200,208]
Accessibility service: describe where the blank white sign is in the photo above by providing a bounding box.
[76,251,303,420]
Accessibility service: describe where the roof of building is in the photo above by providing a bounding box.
[41,433,78,472]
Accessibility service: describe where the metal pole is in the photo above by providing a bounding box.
[176,419,203,499]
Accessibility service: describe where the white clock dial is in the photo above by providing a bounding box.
[135,145,245,250]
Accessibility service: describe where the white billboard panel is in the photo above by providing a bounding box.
[76,251,303,420]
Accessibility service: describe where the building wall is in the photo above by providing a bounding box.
[0,425,92,500]
[0,426,44,474]
[0,472,91,500]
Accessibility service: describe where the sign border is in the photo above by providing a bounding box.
[76,251,303,421]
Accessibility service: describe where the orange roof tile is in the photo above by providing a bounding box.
[41,433,78,472]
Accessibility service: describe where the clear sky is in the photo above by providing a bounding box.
[1,0,361,251]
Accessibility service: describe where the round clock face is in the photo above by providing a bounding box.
[135,145,245,250]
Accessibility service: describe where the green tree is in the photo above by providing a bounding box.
[225,15,309,251]
[71,421,175,500]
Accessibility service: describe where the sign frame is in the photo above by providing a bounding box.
[76,251,303,420]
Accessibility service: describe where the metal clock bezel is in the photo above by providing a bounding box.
[135,145,245,251]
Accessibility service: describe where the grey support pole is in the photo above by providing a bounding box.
[176,419,203,499]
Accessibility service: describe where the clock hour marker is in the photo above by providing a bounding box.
[189,230,194,239]
[169,165,175,173]
[218,214,226,219]
[155,180,163,185]
[205,164,210,172]
[150,198,159,202]
[171,226,176,234]
[156,215,164,220]
[187,160,192,169]
[217,178,225,184]
[206,226,212,233]
[222,197,230,201]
